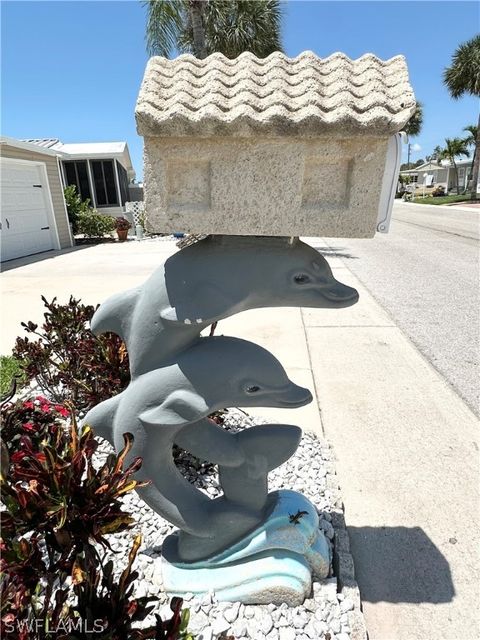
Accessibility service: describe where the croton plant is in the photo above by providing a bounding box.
[13,296,130,411]
[0,395,193,639]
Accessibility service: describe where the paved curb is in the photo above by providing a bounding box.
[402,201,479,212]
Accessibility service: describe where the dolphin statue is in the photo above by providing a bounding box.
[84,336,311,561]
[90,235,358,377]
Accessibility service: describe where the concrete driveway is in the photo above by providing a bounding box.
[1,236,479,639]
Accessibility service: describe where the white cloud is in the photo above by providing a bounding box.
[412,143,422,152]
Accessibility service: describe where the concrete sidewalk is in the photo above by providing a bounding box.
[226,246,480,640]
[302,252,479,640]
[1,238,479,639]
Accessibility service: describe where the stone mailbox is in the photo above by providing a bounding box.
[88,50,416,606]
[136,51,415,237]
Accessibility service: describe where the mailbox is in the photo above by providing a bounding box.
[136,51,415,238]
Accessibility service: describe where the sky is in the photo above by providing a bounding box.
[2,1,479,180]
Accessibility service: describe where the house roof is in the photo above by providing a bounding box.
[135,50,416,138]
[55,141,128,155]
[400,158,472,174]
[1,136,63,157]
[21,138,61,149]
[20,138,135,176]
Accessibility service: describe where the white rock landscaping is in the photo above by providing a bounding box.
[91,409,367,639]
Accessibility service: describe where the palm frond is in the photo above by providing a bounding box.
[144,0,186,57]
[439,137,470,162]
[463,125,478,146]
[443,34,480,99]
[179,0,283,58]
[404,102,423,137]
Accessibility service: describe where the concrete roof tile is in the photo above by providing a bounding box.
[136,51,416,138]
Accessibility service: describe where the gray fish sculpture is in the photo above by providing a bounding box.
[83,336,311,560]
[90,236,358,377]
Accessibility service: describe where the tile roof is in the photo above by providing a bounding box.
[136,50,416,138]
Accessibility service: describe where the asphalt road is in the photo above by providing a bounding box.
[319,201,480,416]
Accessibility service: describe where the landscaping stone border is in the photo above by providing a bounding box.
[316,440,368,640]
[331,509,368,640]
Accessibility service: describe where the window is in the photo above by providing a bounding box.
[116,160,129,206]
[91,160,119,207]
[63,161,92,203]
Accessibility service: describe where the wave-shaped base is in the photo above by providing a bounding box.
[161,490,330,605]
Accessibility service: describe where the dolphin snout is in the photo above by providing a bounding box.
[321,282,359,308]
[275,384,313,408]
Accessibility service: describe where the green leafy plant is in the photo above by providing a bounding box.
[77,211,116,239]
[0,356,25,398]
[0,399,193,639]
[138,210,148,231]
[13,296,130,411]
[64,185,92,234]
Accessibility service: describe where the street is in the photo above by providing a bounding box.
[303,201,479,639]
[317,200,480,416]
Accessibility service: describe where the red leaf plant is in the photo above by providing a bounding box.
[0,399,194,639]
[13,296,130,411]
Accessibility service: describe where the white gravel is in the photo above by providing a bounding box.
[93,409,352,640]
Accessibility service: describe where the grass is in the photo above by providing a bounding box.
[0,355,26,398]
[412,194,478,206]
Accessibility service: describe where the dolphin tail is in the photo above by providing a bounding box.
[238,423,302,471]
[219,424,302,510]
[83,394,122,445]
[90,288,139,339]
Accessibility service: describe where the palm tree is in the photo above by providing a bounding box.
[425,145,443,164]
[463,124,478,190]
[443,35,480,199]
[144,0,283,59]
[438,137,470,195]
[404,102,423,167]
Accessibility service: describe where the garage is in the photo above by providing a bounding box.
[1,159,57,261]
[1,138,73,263]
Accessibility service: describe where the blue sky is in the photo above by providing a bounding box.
[2,1,479,179]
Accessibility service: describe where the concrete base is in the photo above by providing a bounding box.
[161,490,330,605]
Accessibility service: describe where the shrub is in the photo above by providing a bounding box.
[0,356,25,399]
[13,296,130,411]
[64,185,92,234]
[1,403,146,552]
[77,211,116,238]
[114,216,132,231]
[0,398,193,639]
[432,185,446,197]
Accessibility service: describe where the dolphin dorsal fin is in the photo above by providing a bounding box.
[159,282,237,325]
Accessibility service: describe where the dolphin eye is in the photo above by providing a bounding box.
[293,273,311,285]
[245,385,260,393]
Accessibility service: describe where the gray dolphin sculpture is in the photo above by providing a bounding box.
[84,336,310,560]
[90,236,358,377]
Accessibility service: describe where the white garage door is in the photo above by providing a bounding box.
[1,160,55,262]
